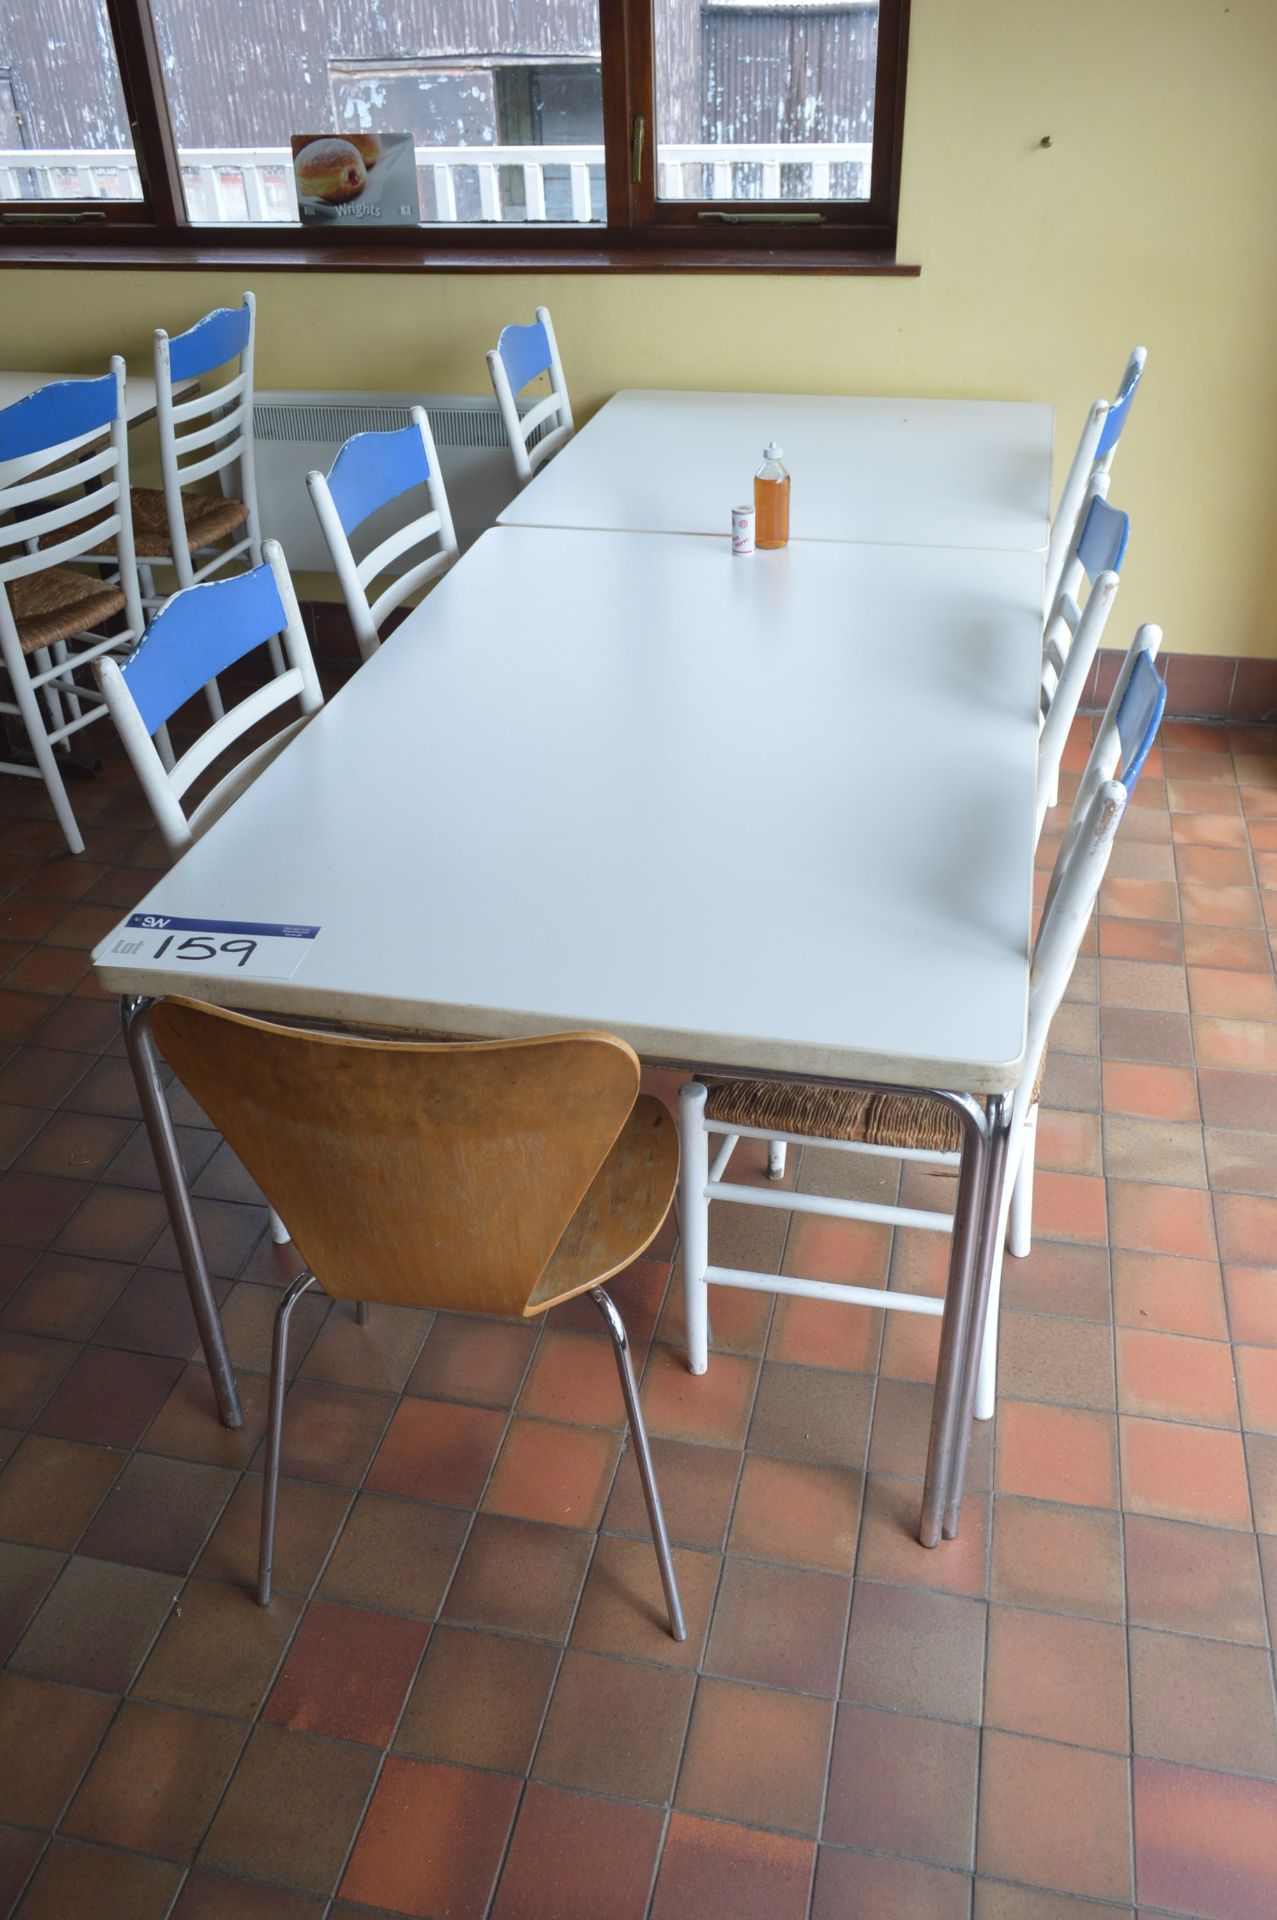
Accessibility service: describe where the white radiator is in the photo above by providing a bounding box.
[252,391,525,573]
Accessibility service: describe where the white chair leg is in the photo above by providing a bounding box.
[204,677,225,722]
[766,1139,787,1181]
[269,1207,291,1245]
[975,1238,1006,1422]
[1008,1105,1038,1260]
[267,632,286,678]
[34,648,65,734]
[9,655,84,854]
[678,1081,710,1375]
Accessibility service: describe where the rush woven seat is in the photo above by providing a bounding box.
[9,567,126,654]
[113,486,250,559]
[702,1055,1047,1155]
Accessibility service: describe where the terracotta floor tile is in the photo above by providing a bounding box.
[868,1375,990,1489]
[605,1434,740,1552]
[998,1239,1111,1321]
[766,1292,882,1373]
[483,1416,620,1529]
[747,1361,872,1467]
[555,1256,669,1342]
[1134,1756,1277,1920]
[978,1730,1131,1902]
[490,1782,662,1920]
[264,1599,428,1746]
[171,1872,325,1919]
[1035,1106,1103,1174]
[1190,966,1277,1021]
[1244,1432,1277,1532]
[823,1703,977,1868]
[62,1698,245,1860]
[640,1343,758,1446]
[0,1673,116,1827]
[972,1887,1130,1920]
[1124,1513,1267,1642]
[0,1330,79,1427]
[990,1496,1124,1620]
[16,1109,134,1181]
[1225,1265,1277,1346]
[985,1603,1129,1750]
[780,1210,892,1288]
[1098,957,1189,1013]
[33,1346,182,1448]
[1180,883,1263,928]
[211,1280,327,1378]
[53,1181,169,1262]
[812,1847,969,1920]
[1116,1326,1238,1426]
[315,1488,466,1616]
[11,1554,177,1691]
[1103,1113,1208,1186]
[1120,1415,1252,1528]
[0,1252,131,1343]
[1130,1627,1277,1775]
[1196,1015,1277,1072]
[199,1473,350,1596]
[1102,1058,1200,1121]
[406,1314,538,1408]
[1184,923,1273,970]
[79,1453,235,1576]
[995,1401,1119,1507]
[1206,1126,1277,1196]
[728,1453,862,1572]
[0,1168,91,1248]
[996,1311,1114,1411]
[1199,1066,1277,1131]
[1098,915,1183,964]
[519,1326,632,1427]
[842,1580,985,1723]
[299,1299,432,1395]
[705,1556,847,1695]
[571,1534,719,1668]
[1040,1049,1100,1111]
[396,1625,558,1772]
[649,1813,813,1920]
[1215,1190,1277,1265]
[1029,1169,1109,1244]
[534,1648,693,1802]
[143,1363,270,1471]
[342,1757,520,1916]
[657,1270,774,1358]
[11,1838,182,1920]
[1234,1343,1277,1432]
[1109,1180,1217,1258]
[1112,1248,1228,1339]
[1099,1005,1194,1066]
[135,1577,303,1718]
[0,1542,64,1663]
[676,1676,831,1834]
[1100,876,1181,921]
[0,1824,43,1915]
[441,1514,592,1640]
[858,1474,989,1596]
[261,1379,395,1488]
[201,1723,380,1898]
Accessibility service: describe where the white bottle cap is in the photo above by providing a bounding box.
[764,441,783,459]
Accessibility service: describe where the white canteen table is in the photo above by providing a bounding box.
[498,389,1055,555]
[94,525,1044,1546]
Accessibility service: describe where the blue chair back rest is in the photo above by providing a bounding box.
[1076,495,1130,583]
[121,561,286,735]
[497,318,552,395]
[1115,651,1166,796]
[324,424,431,538]
[1095,351,1144,460]
[167,302,253,383]
[0,370,119,463]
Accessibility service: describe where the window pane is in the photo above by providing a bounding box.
[655,0,877,203]
[147,2,605,225]
[0,0,142,202]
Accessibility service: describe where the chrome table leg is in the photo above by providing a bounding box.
[918,1094,988,1549]
[592,1286,686,1641]
[943,1091,1014,1540]
[258,1271,316,1605]
[121,995,243,1430]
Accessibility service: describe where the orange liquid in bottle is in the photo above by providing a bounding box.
[754,473,791,550]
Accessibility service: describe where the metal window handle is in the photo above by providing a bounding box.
[631,115,646,183]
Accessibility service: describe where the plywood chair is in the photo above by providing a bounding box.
[486,305,575,486]
[149,1001,686,1638]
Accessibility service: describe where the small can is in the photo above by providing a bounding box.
[731,504,755,555]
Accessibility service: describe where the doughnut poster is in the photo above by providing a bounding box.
[291,133,420,225]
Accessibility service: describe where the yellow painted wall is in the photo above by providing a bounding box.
[3,0,1275,654]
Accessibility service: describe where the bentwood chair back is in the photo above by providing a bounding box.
[148,1001,685,1633]
[1035,488,1131,837]
[95,541,321,854]
[486,305,575,486]
[1045,345,1146,607]
[0,359,146,855]
[306,407,458,663]
[679,626,1166,1428]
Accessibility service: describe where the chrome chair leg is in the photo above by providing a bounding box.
[591,1286,686,1642]
[356,1301,370,1326]
[257,1270,317,1606]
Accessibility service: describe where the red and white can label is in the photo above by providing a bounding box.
[731,505,756,555]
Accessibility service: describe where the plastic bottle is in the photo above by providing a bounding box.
[754,442,790,550]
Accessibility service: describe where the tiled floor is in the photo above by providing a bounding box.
[2,704,1277,1919]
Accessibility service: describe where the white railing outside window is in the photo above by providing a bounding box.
[0,142,872,224]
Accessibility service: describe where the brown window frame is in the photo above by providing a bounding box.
[0,0,915,274]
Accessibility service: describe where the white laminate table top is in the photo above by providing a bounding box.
[498,389,1055,555]
[94,526,1044,1094]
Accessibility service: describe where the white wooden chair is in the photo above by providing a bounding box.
[94,539,321,858]
[1045,345,1145,610]
[679,623,1166,1423]
[1035,486,1130,838]
[306,407,458,664]
[0,359,148,854]
[486,305,575,486]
